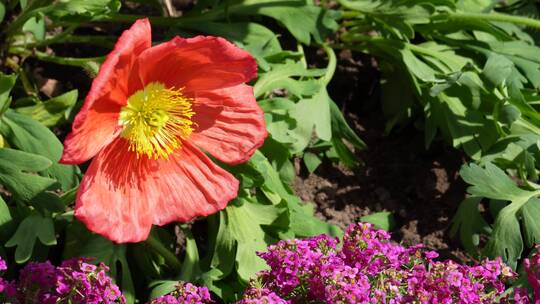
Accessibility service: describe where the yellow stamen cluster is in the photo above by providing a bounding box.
[119,82,194,159]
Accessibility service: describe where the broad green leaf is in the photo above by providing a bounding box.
[0,148,55,201]
[1,110,79,190]
[15,90,78,127]
[5,214,56,263]
[0,73,17,115]
[360,211,396,231]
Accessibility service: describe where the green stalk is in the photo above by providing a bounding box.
[321,44,336,86]
[145,233,182,273]
[446,12,540,30]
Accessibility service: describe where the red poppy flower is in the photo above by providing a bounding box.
[60,19,266,243]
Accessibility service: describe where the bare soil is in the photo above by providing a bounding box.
[293,49,472,262]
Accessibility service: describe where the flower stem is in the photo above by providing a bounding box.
[446,12,540,30]
[145,233,182,273]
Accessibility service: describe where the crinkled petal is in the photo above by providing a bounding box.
[75,138,153,243]
[150,141,239,225]
[136,36,257,92]
[61,19,151,164]
[189,84,267,164]
[75,139,238,243]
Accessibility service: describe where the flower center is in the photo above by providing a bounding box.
[119,82,194,160]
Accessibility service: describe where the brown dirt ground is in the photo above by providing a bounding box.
[294,49,472,262]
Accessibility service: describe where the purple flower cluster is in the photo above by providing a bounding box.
[149,281,212,304]
[241,222,524,304]
[237,280,289,304]
[513,245,540,304]
[0,257,125,304]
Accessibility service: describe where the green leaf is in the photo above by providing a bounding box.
[254,60,325,98]
[46,0,121,22]
[233,0,339,44]
[63,221,135,304]
[450,196,490,254]
[15,90,78,127]
[226,198,282,282]
[22,14,45,40]
[0,148,55,201]
[360,211,395,231]
[0,2,5,23]
[483,54,513,87]
[1,110,79,190]
[0,73,17,115]
[5,214,56,263]
[0,196,14,240]
[289,88,332,152]
[461,163,538,203]
[149,280,178,300]
[521,198,540,247]
[303,152,322,173]
[330,101,366,167]
[179,228,202,282]
[461,162,540,263]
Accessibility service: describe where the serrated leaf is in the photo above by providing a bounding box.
[461,163,538,203]
[461,163,540,263]
[5,214,56,263]
[0,148,55,201]
[226,199,282,282]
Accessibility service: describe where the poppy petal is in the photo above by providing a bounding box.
[60,18,151,165]
[150,141,239,225]
[75,139,238,243]
[189,84,267,164]
[136,36,257,92]
[75,138,154,243]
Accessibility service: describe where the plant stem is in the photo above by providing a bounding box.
[145,233,182,273]
[446,12,540,30]
[321,44,336,86]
